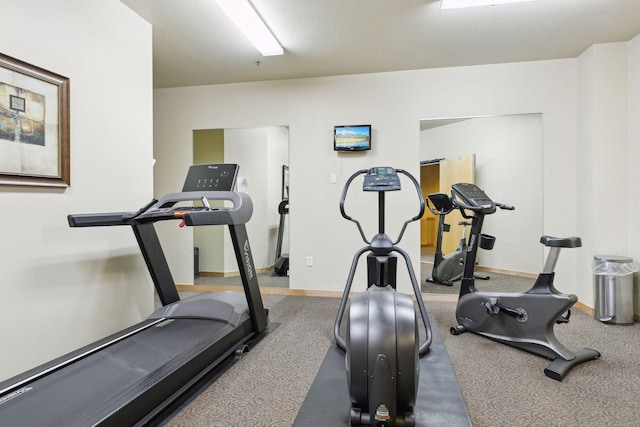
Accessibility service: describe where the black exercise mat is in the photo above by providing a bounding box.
[293,312,471,426]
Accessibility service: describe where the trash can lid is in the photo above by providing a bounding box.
[593,255,633,263]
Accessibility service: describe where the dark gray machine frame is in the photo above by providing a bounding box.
[448,182,600,380]
[0,188,268,426]
[334,167,432,427]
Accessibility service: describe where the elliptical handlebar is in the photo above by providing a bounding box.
[339,169,369,242]
[394,168,426,244]
[335,167,432,356]
[339,167,425,245]
[397,168,426,220]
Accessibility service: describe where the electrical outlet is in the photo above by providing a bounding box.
[306,256,313,267]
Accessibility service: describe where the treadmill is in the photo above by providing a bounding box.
[0,163,269,426]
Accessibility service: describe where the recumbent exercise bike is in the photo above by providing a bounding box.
[334,167,432,426]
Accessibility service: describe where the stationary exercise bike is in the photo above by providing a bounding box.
[425,192,489,286]
[448,182,600,380]
[334,167,432,427]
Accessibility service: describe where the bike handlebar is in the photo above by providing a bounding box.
[450,188,515,217]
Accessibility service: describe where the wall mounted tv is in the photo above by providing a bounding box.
[334,125,371,152]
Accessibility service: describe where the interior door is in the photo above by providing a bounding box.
[420,164,439,245]
[439,154,475,254]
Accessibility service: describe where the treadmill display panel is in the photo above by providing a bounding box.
[182,164,239,192]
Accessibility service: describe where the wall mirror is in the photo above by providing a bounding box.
[192,126,289,289]
[419,114,543,295]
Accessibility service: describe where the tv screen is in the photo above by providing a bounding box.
[334,125,371,152]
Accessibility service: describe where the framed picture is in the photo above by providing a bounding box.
[0,53,70,187]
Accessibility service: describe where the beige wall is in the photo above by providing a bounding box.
[628,34,640,317]
[153,59,579,297]
[0,0,153,380]
[1,1,639,382]
[153,39,640,318]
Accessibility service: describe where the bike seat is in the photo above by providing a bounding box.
[540,236,582,248]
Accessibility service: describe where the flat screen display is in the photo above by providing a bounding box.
[334,125,371,152]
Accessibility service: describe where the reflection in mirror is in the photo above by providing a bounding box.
[419,114,543,295]
[192,126,289,289]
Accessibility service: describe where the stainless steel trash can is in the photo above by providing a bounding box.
[593,255,637,325]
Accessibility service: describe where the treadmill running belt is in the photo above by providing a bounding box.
[0,317,251,426]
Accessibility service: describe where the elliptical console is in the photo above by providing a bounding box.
[334,167,432,426]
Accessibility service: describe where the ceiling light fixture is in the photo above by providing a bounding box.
[441,0,538,9]
[216,0,283,56]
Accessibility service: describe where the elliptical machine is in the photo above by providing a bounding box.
[425,192,489,286]
[334,167,432,427]
[448,182,600,380]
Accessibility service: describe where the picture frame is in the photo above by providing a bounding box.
[0,52,70,187]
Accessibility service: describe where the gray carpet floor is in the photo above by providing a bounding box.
[194,260,525,294]
[165,286,640,426]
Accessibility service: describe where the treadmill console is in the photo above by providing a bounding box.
[68,164,249,227]
[363,166,401,192]
[182,163,239,192]
[451,183,496,213]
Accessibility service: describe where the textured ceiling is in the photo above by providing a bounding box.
[121,0,640,89]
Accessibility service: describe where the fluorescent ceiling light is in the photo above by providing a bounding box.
[216,0,283,56]
[442,0,538,9]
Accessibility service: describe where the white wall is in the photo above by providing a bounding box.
[629,34,640,316]
[420,114,543,274]
[576,43,630,309]
[154,59,582,296]
[0,0,153,380]
[0,2,636,384]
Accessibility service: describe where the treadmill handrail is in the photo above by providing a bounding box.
[68,191,253,227]
[148,191,253,225]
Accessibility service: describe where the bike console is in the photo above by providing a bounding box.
[451,183,496,214]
